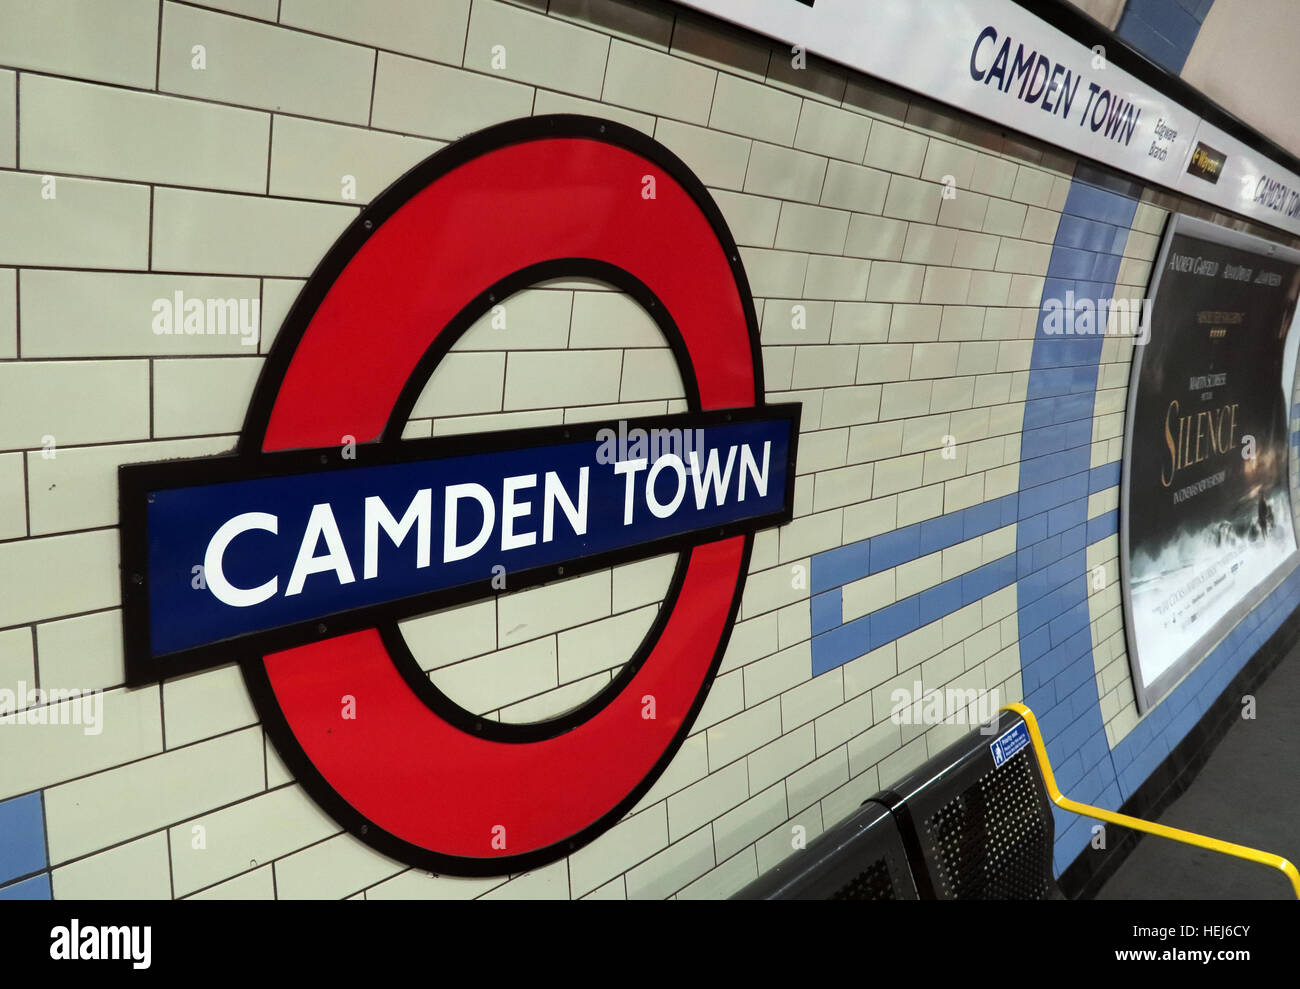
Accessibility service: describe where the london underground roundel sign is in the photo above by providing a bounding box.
[119,116,800,875]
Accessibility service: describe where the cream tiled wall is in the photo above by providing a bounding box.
[2,0,1296,900]
[1086,205,1163,749]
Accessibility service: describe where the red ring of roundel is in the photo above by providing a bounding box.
[245,116,764,876]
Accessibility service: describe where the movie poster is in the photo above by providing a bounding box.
[1122,215,1300,712]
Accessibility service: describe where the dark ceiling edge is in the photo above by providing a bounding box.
[1010,0,1300,184]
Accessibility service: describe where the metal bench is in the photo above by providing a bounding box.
[733,703,1300,900]
[874,709,1063,899]
[733,710,1056,900]
[732,799,918,899]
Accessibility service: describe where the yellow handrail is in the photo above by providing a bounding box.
[1002,702,1300,899]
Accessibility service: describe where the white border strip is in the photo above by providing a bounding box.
[675,0,1300,238]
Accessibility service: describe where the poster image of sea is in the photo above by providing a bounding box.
[1122,214,1300,712]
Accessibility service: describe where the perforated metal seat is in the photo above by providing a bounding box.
[731,798,919,899]
[874,711,1064,899]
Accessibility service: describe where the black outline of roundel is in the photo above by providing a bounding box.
[118,114,800,877]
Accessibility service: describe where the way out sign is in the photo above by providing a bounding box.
[119,116,798,876]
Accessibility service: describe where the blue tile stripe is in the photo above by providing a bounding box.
[807,492,1020,674]
[1089,461,1121,493]
[0,873,52,900]
[1116,0,1214,74]
[0,792,49,897]
[1014,165,1139,874]
[811,553,1018,676]
[810,500,1123,679]
[1025,167,1300,872]
[812,493,1019,597]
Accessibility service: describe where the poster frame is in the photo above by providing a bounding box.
[1120,212,1300,714]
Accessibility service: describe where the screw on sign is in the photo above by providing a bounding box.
[118,116,800,875]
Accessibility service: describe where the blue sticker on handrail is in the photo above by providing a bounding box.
[991,721,1030,767]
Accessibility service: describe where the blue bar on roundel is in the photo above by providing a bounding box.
[124,408,799,667]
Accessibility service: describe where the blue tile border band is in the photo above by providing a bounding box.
[811,492,1019,597]
[0,873,51,900]
[810,552,1018,676]
[1015,163,1138,871]
[0,792,47,888]
[1116,0,1215,75]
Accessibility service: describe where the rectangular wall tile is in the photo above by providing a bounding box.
[21,76,270,192]
[159,2,375,125]
[0,683,162,800]
[152,188,356,276]
[0,360,150,450]
[152,357,263,437]
[36,611,125,692]
[52,833,171,899]
[0,70,14,169]
[21,270,263,358]
[44,727,264,863]
[0,172,149,270]
[270,114,443,204]
[464,0,609,99]
[279,0,470,65]
[0,0,159,87]
[372,52,535,141]
[27,436,234,536]
[168,785,338,896]
[603,39,715,124]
